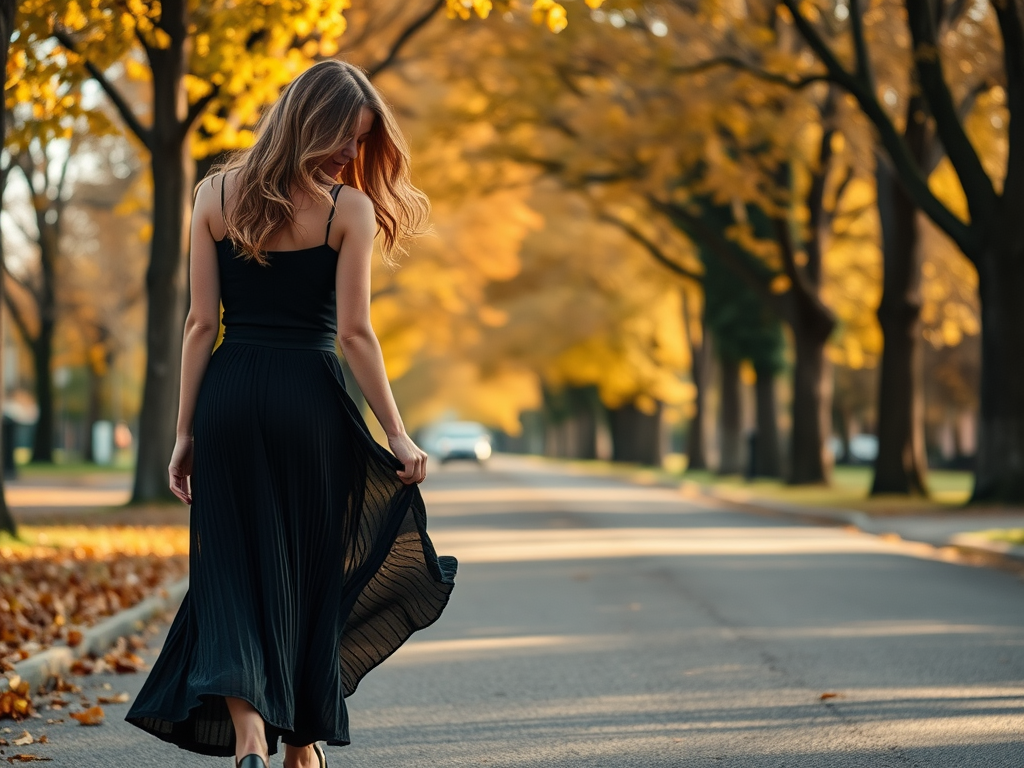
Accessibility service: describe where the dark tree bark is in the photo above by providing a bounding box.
[789,309,834,484]
[609,401,663,466]
[752,359,781,477]
[0,20,14,532]
[571,404,598,460]
[872,153,928,495]
[687,318,710,471]
[129,0,190,502]
[28,331,55,462]
[717,355,743,474]
[974,242,1024,500]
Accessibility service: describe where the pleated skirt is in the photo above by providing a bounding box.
[125,339,457,756]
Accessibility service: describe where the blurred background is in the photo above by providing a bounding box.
[3,0,1002,513]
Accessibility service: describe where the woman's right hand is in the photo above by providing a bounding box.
[388,432,428,485]
[168,436,195,505]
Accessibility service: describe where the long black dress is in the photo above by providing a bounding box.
[125,182,457,756]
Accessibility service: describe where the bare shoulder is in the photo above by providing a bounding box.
[336,185,375,224]
[192,175,220,235]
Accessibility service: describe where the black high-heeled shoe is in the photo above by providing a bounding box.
[313,742,328,768]
[237,755,268,768]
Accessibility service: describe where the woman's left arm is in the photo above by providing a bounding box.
[168,178,223,504]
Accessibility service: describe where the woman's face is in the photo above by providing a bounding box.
[320,106,375,178]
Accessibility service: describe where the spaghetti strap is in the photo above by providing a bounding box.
[324,184,344,245]
[220,173,226,214]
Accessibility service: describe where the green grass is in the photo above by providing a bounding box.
[977,528,1024,546]
[521,454,978,517]
[13,461,134,479]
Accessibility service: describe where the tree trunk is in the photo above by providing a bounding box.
[872,157,928,495]
[29,327,55,463]
[686,315,710,471]
[718,355,743,474]
[572,406,597,460]
[609,401,663,466]
[131,0,190,503]
[84,359,104,463]
[972,243,1024,502]
[789,311,833,484]
[752,359,781,478]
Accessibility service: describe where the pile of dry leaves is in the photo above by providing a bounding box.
[0,525,187,762]
[0,526,188,671]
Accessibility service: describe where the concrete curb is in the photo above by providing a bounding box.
[1,576,189,694]
[688,482,1024,567]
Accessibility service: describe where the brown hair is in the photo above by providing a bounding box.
[213,60,429,266]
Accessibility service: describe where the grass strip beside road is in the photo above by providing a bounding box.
[975,528,1024,546]
[527,455,976,517]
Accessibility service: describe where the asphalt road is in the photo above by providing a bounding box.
[11,455,1024,767]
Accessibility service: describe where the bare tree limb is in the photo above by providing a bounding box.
[2,263,40,305]
[672,56,830,90]
[597,211,704,282]
[648,194,789,319]
[2,270,38,343]
[52,28,154,150]
[905,0,996,218]
[367,0,445,79]
[183,88,219,138]
[848,0,873,86]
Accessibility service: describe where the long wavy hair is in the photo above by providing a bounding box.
[214,60,430,266]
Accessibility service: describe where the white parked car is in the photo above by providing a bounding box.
[428,421,492,464]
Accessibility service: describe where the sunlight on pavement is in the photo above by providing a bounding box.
[422,487,692,504]
[430,526,892,562]
[390,633,621,661]
[6,487,132,507]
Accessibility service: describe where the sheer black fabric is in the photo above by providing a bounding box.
[125,185,456,755]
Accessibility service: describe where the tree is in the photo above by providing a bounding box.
[3,145,73,462]
[775,0,1023,501]
[0,0,18,534]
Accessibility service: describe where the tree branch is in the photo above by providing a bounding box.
[3,270,38,343]
[781,0,979,261]
[672,56,830,90]
[2,263,39,305]
[992,0,1024,208]
[905,0,997,220]
[597,212,704,282]
[52,28,154,150]
[183,88,220,138]
[367,0,445,79]
[648,195,789,319]
[848,0,873,86]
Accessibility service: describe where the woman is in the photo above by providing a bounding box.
[125,60,457,768]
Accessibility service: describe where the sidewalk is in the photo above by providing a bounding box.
[517,454,1024,568]
[701,483,1024,566]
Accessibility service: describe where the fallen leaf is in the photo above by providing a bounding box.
[6,756,52,763]
[68,659,93,677]
[69,706,104,726]
[96,693,129,705]
[65,631,83,649]
[819,692,841,700]
[11,731,31,746]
